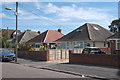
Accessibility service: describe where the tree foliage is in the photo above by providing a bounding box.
[18,44,32,51]
[109,18,120,33]
[1,29,12,48]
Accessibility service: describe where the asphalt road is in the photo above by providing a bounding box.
[1,62,82,78]
[47,63,119,78]
[16,58,119,79]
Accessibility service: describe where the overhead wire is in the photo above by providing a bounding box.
[18,3,74,31]
[3,3,75,33]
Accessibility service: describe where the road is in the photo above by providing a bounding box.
[16,58,119,79]
[1,62,82,78]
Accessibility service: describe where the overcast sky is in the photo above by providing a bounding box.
[1,2,118,34]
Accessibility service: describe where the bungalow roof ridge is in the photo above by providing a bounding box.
[43,30,49,42]
[86,23,92,41]
[20,31,30,43]
[19,31,26,43]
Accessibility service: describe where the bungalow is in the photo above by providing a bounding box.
[55,23,113,49]
[27,29,64,50]
[107,31,120,54]
[12,30,39,45]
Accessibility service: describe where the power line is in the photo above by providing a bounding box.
[19,4,61,28]
[19,3,74,30]
[3,3,74,33]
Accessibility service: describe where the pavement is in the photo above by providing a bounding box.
[11,58,120,80]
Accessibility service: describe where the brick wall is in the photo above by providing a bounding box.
[69,53,120,67]
[18,49,83,61]
[115,50,120,54]
[18,51,49,61]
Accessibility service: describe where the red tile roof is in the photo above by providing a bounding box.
[27,30,64,43]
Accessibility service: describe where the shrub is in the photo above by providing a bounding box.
[39,46,45,51]
[29,48,35,51]
[18,44,32,51]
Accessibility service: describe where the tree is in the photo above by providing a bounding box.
[109,18,120,33]
[1,29,12,48]
[26,29,31,31]
[2,36,12,48]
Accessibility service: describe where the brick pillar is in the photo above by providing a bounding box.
[69,50,74,62]
[45,50,49,61]
[110,40,116,54]
[69,50,74,54]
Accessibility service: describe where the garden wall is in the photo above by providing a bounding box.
[69,53,120,67]
[18,49,83,61]
[18,51,49,61]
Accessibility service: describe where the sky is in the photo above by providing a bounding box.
[1,1,118,34]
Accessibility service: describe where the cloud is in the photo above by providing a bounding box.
[2,2,117,33]
[43,3,60,14]
[41,3,113,21]
[58,18,70,22]
[34,2,116,32]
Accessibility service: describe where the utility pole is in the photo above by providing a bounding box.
[5,2,19,62]
[15,2,18,62]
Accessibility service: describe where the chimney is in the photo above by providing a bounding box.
[58,29,62,33]
[37,31,40,34]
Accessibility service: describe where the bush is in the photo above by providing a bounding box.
[18,44,32,51]
[39,46,45,51]
[29,48,35,51]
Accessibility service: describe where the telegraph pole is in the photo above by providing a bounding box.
[5,2,19,62]
[15,2,18,62]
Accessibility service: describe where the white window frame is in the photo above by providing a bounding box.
[116,39,120,50]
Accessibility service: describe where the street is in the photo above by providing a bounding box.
[13,58,120,79]
[1,62,82,78]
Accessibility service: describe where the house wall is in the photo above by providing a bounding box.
[89,41,107,48]
[109,40,120,54]
[57,41,85,49]
[57,41,108,49]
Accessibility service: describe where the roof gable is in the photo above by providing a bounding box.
[44,30,64,42]
[56,23,90,41]
[18,31,39,43]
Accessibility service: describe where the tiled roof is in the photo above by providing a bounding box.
[14,31,39,44]
[27,30,64,43]
[56,23,113,42]
[107,31,120,39]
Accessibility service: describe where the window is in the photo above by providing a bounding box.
[117,40,120,50]
[93,41,95,47]
[58,43,66,49]
[74,42,84,48]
